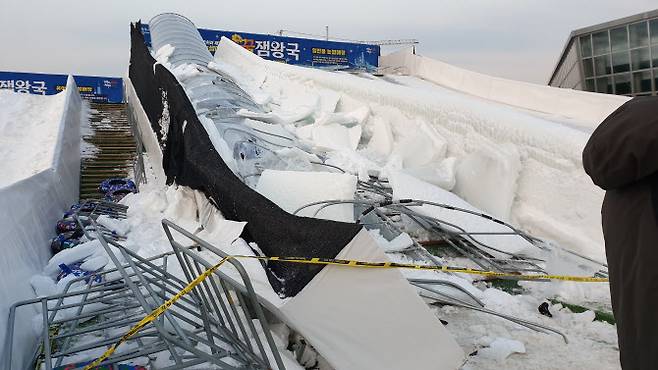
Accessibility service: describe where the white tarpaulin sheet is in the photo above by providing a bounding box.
[279,229,465,370]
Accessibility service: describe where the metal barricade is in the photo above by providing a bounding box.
[3,218,285,369]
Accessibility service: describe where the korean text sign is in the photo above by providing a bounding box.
[0,71,123,103]
[141,24,380,70]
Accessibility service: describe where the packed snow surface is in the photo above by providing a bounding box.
[0,90,67,187]
[389,170,535,259]
[213,37,609,264]
[256,169,358,222]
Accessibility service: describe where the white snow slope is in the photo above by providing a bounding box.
[0,77,84,368]
[214,37,621,263]
[207,39,621,369]
[0,90,67,186]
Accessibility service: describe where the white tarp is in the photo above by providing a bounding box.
[0,76,83,368]
[279,229,465,370]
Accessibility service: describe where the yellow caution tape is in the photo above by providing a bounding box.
[84,254,607,369]
[253,255,609,283]
[83,256,230,369]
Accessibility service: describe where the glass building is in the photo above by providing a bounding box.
[549,9,658,96]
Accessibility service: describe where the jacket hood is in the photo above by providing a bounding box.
[583,96,658,190]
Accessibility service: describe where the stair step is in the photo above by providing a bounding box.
[80,103,139,201]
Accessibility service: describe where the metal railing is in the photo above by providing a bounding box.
[161,219,286,370]
[3,218,285,369]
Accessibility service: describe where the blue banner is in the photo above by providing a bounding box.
[141,24,379,70]
[0,71,123,103]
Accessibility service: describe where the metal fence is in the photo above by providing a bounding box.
[3,214,285,369]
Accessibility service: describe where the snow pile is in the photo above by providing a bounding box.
[0,77,83,368]
[256,170,357,222]
[449,290,619,370]
[477,337,526,361]
[389,171,535,258]
[379,47,628,128]
[185,41,620,369]
[0,90,68,186]
[210,38,609,262]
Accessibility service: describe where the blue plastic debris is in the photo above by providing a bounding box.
[57,263,103,284]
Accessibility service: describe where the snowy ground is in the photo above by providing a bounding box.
[0,90,67,187]
[445,306,619,370]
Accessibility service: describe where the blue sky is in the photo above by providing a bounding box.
[0,0,655,83]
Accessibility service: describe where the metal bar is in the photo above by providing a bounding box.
[90,220,185,365]
[42,300,52,370]
[161,219,286,369]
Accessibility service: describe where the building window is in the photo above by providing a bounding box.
[594,54,611,75]
[580,35,592,57]
[593,31,610,55]
[650,19,658,45]
[583,58,595,77]
[564,18,658,95]
[632,71,652,93]
[612,51,630,73]
[631,47,651,70]
[615,73,632,95]
[585,78,596,92]
[611,26,629,52]
[630,21,649,48]
[596,76,613,93]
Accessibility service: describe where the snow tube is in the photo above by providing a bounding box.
[98,178,136,195]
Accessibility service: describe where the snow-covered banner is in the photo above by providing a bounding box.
[0,71,123,103]
[140,23,380,70]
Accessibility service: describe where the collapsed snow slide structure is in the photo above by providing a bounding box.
[0,77,83,367]
[127,13,465,370]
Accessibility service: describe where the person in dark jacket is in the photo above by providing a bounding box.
[582,96,658,370]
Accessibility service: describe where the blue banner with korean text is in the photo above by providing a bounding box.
[140,24,379,70]
[0,71,123,103]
